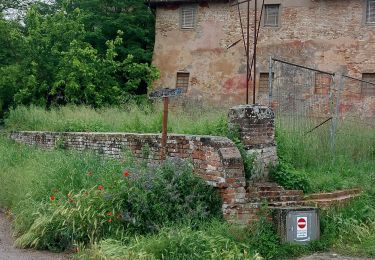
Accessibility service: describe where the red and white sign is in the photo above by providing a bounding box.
[296,217,308,238]
[297,218,306,229]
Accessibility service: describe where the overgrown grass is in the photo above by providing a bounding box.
[274,118,375,193]
[4,104,228,136]
[0,137,222,252]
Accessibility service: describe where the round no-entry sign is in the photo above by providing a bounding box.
[297,218,306,229]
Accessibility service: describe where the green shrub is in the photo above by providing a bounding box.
[269,160,311,193]
[119,158,222,234]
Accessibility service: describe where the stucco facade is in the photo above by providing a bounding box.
[150,0,375,114]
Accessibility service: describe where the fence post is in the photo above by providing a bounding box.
[268,56,273,107]
[330,73,345,153]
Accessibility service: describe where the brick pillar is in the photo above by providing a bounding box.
[228,104,278,181]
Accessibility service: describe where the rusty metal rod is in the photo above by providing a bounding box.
[248,0,264,81]
[236,0,247,53]
[343,75,375,85]
[272,57,335,76]
[305,117,333,135]
[246,0,250,104]
[230,0,252,7]
[253,0,257,104]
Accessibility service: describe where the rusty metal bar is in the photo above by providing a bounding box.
[236,0,247,53]
[248,0,264,81]
[252,0,257,104]
[230,0,252,7]
[272,57,335,76]
[343,75,375,86]
[246,0,250,104]
[305,117,333,135]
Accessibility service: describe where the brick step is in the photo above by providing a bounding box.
[247,182,285,192]
[303,193,361,208]
[268,201,304,207]
[304,189,361,200]
[255,190,304,197]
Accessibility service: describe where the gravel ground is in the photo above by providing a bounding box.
[0,210,70,260]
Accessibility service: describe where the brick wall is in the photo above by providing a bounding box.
[10,131,255,223]
[10,105,281,224]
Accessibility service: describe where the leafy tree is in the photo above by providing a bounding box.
[0,1,158,118]
[55,0,155,64]
[0,15,24,118]
[14,7,158,107]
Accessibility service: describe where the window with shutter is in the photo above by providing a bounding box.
[181,6,196,29]
[366,0,375,24]
[259,73,272,95]
[264,4,280,27]
[362,73,375,96]
[315,73,332,95]
[176,72,190,92]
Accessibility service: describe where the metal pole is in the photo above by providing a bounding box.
[268,56,273,107]
[330,73,344,154]
[162,96,169,148]
[253,0,257,104]
[246,0,250,104]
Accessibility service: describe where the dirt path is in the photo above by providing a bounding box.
[298,252,375,260]
[0,210,70,260]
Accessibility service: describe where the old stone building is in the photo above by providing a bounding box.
[149,0,375,115]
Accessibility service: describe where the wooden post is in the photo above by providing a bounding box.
[162,96,169,148]
[149,87,183,158]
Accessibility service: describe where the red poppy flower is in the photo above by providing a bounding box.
[98,185,104,190]
[107,218,112,223]
[50,195,55,201]
[123,170,129,177]
[106,211,113,216]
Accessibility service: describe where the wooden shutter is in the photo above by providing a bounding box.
[264,4,280,27]
[315,73,332,95]
[176,72,190,92]
[259,73,272,94]
[367,0,375,23]
[181,7,195,29]
[362,73,375,96]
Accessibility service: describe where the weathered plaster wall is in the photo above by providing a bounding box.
[152,0,375,114]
